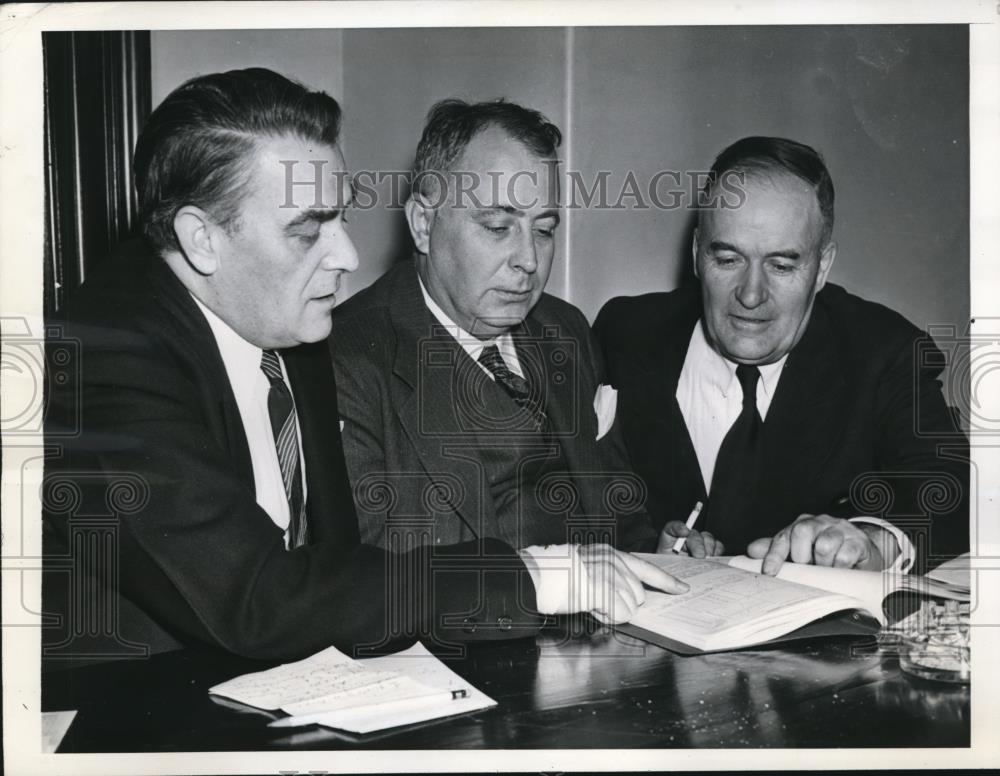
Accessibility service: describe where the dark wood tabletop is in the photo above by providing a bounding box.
[42,619,970,751]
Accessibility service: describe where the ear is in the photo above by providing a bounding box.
[173,206,223,276]
[691,228,701,279]
[814,239,837,292]
[405,194,435,255]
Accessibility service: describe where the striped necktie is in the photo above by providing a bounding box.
[260,350,308,548]
[478,344,549,432]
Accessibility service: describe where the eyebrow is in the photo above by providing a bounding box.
[708,240,800,260]
[283,208,343,231]
[473,206,562,226]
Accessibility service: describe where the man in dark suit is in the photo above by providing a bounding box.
[594,136,967,575]
[331,100,667,612]
[43,70,682,664]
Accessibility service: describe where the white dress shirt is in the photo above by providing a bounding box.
[192,295,306,548]
[676,320,913,572]
[677,322,787,493]
[418,275,523,378]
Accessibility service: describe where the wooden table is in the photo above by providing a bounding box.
[42,619,969,751]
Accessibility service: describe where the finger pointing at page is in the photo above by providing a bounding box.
[622,552,690,595]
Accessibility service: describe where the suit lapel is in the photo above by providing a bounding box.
[661,323,708,503]
[758,299,848,520]
[644,288,707,506]
[511,310,599,525]
[149,255,357,546]
[148,257,255,489]
[388,265,494,538]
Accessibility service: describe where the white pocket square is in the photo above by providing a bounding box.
[339,420,345,432]
[593,384,618,441]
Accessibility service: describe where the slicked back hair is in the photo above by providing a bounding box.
[412,98,562,200]
[134,67,342,254]
[701,135,836,246]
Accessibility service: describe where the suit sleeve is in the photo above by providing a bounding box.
[327,319,394,548]
[871,330,969,571]
[47,314,542,662]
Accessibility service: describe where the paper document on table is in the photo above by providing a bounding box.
[210,642,495,735]
[41,710,77,753]
[209,645,436,715]
[287,642,496,734]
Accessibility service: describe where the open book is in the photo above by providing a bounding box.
[209,642,495,735]
[620,553,970,654]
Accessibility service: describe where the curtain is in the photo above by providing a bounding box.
[43,31,151,317]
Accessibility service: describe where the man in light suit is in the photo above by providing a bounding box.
[43,71,683,664]
[594,136,967,575]
[331,99,664,611]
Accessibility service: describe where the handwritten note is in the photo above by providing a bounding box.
[283,642,496,734]
[208,642,496,733]
[209,646,410,713]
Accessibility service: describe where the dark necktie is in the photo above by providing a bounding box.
[478,344,549,432]
[705,364,762,548]
[260,350,308,548]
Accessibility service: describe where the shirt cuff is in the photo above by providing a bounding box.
[518,544,585,615]
[849,517,915,573]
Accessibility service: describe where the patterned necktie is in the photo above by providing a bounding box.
[704,363,762,549]
[477,344,549,432]
[260,350,308,548]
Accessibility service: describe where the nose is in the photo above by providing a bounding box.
[510,226,538,275]
[322,223,360,274]
[735,261,767,309]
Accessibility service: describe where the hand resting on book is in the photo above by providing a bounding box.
[520,543,690,624]
[746,513,899,576]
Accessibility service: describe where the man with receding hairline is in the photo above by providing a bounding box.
[595,136,968,576]
[332,99,678,625]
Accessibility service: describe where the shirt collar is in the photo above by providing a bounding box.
[417,272,517,366]
[190,294,266,402]
[689,320,787,399]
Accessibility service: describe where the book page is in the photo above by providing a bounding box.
[726,555,893,620]
[727,555,969,612]
[630,553,871,651]
[925,552,971,590]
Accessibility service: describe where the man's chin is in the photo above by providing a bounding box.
[470,307,531,336]
[717,337,780,365]
[294,319,334,346]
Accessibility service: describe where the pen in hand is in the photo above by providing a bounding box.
[671,501,704,555]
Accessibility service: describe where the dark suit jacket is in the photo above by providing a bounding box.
[593,282,968,572]
[329,261,656,553]
[43,249,543,663]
